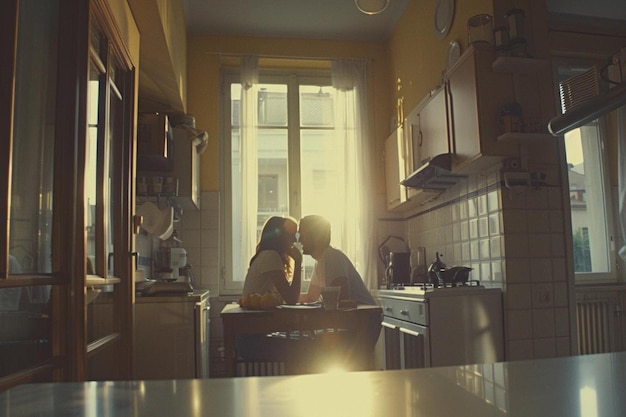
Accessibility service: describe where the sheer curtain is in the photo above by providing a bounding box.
[238,56,259,275]
[331,59,377,289]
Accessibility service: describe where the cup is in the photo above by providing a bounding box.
[321,286,341,310]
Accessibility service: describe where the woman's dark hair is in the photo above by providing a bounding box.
[249,216,297,272]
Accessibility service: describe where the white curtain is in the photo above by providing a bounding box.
[239,56,259,273]
[331,59,377,289]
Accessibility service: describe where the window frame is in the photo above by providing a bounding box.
[220,67,333,293]
[554,58,618,284]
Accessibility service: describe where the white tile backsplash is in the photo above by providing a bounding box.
[392,168,572,362]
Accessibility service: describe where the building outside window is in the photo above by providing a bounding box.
[222,67,368,291]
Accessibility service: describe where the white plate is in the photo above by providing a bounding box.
[434,0,455,39]
[277,304,321,310]
[447,40,461,70]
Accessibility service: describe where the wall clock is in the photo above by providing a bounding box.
[434,0,455,39]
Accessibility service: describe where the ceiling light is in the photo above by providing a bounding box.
[355,0,389,15]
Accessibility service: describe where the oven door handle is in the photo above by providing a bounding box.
[381,321,397,330]
[399,327,422,337]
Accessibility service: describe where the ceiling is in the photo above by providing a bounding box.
[183,0,410,42]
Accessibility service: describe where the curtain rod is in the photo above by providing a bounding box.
[205,51,371,62]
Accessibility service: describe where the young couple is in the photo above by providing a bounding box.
[242,215,375,306]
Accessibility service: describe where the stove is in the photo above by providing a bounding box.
[387,279,482,291]
[377,282,504,369]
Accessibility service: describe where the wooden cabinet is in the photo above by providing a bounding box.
[414,86,451,168]
[446,45,519,173]
[384,128,407,211]
[134,292,209,379]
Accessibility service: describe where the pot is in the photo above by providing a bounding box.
[441,266,473,285]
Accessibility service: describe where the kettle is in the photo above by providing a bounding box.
[427,252,447,287]
[428,252,473,287]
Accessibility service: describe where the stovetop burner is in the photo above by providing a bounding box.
[389,280,481,291]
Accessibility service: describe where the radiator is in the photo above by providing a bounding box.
[235,361,286,377]
[576,300,615,355]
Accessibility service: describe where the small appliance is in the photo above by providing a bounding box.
[156,246,188,281]
[385,252,411,288]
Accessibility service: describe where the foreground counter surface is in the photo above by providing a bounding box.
[2,351,626,416]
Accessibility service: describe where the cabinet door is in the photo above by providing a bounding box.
[447,45,517,172]
[418,86,450,165]
[384,128,407,211]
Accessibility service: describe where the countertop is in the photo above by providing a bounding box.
[375,285,501,300]
[135,287,209,303]
[2,352,626,416]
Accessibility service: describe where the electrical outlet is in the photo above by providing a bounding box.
[533,284,553,307]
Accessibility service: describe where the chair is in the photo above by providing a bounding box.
[329,277,350,301]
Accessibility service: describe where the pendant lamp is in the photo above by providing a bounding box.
[355,0,389,15]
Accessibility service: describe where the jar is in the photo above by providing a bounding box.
[505,8,526,42]
[467,14,493,46]
[493,26,509,56]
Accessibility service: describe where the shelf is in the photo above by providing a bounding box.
[86,277,121,286]
[497,132,558,143]
[491,56,549,74]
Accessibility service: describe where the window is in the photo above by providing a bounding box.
[222,64,374,292]
[558,61,616,282]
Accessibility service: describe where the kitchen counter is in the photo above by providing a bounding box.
[376,285,502,300]
[135,286,209,303]
[3,352,626,416]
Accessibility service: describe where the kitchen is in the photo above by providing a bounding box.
[2,0,626,413]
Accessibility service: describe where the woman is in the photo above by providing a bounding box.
[237,216,303,365]
[242,216,302,305]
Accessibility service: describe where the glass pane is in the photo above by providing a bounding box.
[258,85,287,127]
[0,284,53,377]
[565,125,611,273]
[230,83,290,282]
[106,73,121,278]
[86,63,102,275]
[86,286,115,344]
[9,0,59,274]
[299,86,344,280]
[300,85,334,127]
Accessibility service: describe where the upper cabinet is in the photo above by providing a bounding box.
[384,128,407,211]
[127,0,187,113]
[445,44,518,173]
[386,44,554,206]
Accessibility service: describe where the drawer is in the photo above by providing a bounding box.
[379,297,428,326]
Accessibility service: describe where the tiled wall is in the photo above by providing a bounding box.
[176,191,221,295]
[380,163,576,362]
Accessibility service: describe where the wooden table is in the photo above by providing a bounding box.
[220,303,382,376]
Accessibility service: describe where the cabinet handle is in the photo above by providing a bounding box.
[446,82,456,155]
[400,309,409,316]
[384,306,393,312]
[400,327,422,337]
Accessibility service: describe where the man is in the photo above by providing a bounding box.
[298,215,375,305]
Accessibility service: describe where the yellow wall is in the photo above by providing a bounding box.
[186,35,392,192]
[388,0,493,114]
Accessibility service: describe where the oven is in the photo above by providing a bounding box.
[378,284,504,369]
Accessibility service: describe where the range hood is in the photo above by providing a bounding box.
[401,153,466,190]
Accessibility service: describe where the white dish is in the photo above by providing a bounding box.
[278,303,321,309]
[434,0,455,39]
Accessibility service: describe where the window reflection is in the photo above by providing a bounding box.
[0,284,52,377]
[9,0,59,274]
